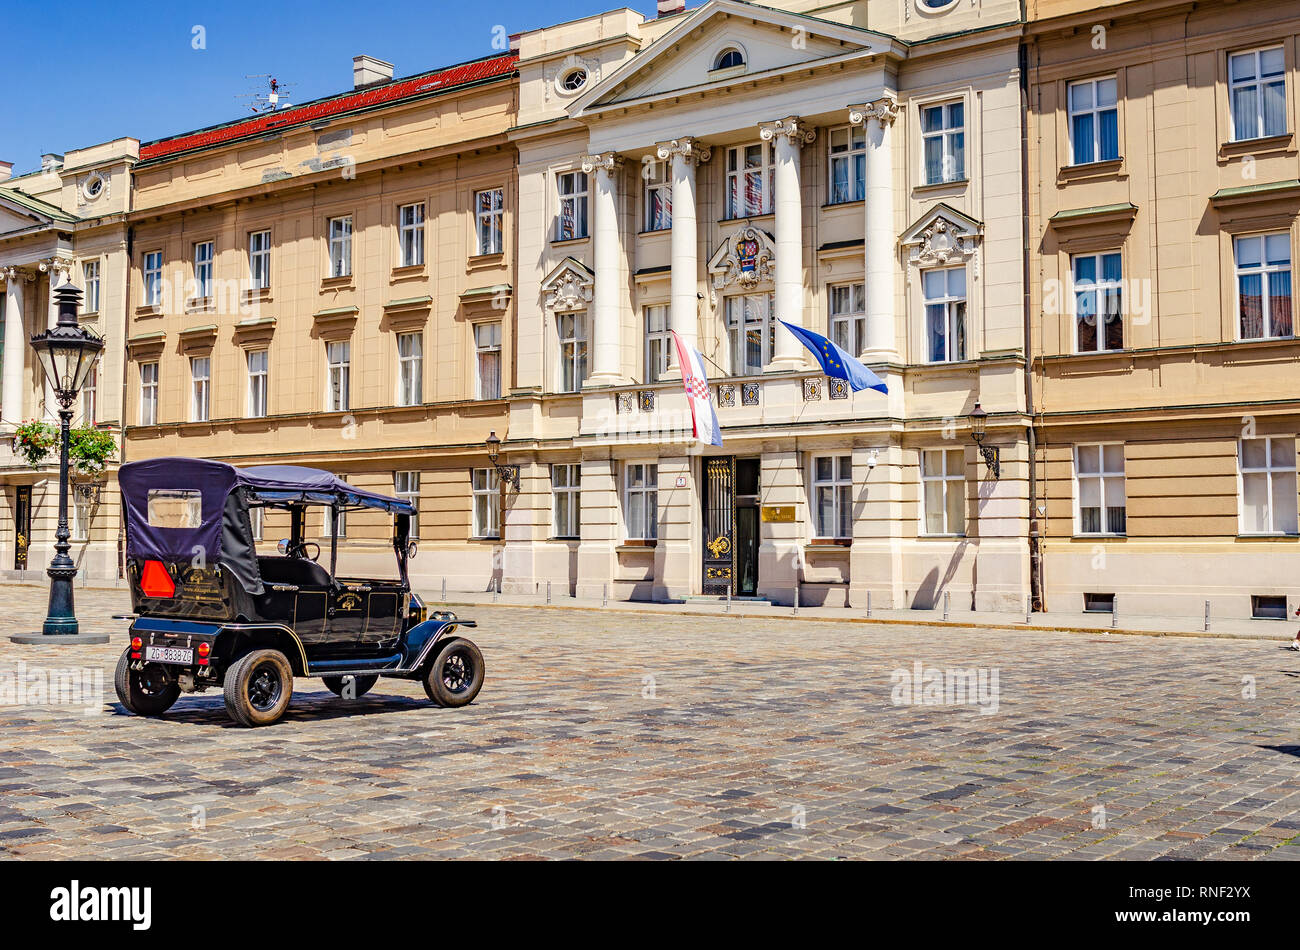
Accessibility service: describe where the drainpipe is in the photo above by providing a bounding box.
[1019,35,1043,612]
[117,224,133,580]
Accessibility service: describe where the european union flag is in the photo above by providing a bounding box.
[778,320,888,394]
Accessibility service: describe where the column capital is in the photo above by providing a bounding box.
[848,95,899,127]
[580,151,625,175]
[655,137,711,164]
[758,117,816,146]
[38,256,75,283]
[2,266,34,283]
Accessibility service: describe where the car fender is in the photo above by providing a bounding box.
[402,618,476,671]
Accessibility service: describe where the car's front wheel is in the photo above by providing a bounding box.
[223,649,294,726]
[422,637,484,708]
[114,648,180,716]
[322,674,378,698]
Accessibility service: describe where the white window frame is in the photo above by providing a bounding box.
[397,332,423,406]
[920,448,966,537]
[827,125,865,204]
[322,502,347,540]
[475,188,504,255]
[828,283,866,356]
[249,229,271,290]
[1234,232,1293,341]
[1074,443,1127,536]
[326,340,350,412]
[725,294,775,377]
[475,322,502,400]
[922,267,967,363]
[644,160,672,231]
[398,203,425,267]
[80,359,98,425]
[551,463,581,539]
[920,100,965,184]
[193,241,214,300]
[644,305,671,383]
[1067,77,1119,166]
[143,251,163,307]
[725,142,774,218]
[472,468,500,539]
[249,507,264,542]
[1229,46,1287,143]
[246,349,269,418]
[395,471,420,540]
[1071,251,1124,353]
[1239,437,1299,536]
[71,490,91,543]
[328,215,353,278]
[811,455,853,539]
[190,356,210,423]
[624,462,659,541]
[139,361,158,426]
[557,311,587,393]
[82,259,100,313]
[555,171,588,241]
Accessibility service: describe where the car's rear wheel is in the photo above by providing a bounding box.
[223,649,294,727]
[422,637,484,708]
[322,674,378,698]
[114,647,180,716]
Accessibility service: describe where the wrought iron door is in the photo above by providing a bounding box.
[702,457,735,595]
[14,486,31,570]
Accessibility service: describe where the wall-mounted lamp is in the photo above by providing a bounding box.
[486,430,520,492]
[866,448,879,469]
[969,403,1000,480]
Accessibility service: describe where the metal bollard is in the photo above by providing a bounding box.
[547,580,552,605]
[943,590,950,621]
[1025,595,1031,625]
[1204,600,1210,632]
[493,582,498,604]
[867,590,872,618]
[1111,595,1118,629]
[726,586,731,613]
[793,584,800,616]
[441,578,447,603]
[602,583,608,608]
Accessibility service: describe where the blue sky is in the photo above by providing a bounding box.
[2,0,658,176]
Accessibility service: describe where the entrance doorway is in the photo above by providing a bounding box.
[701,456,759,596]
[14,486,31,570]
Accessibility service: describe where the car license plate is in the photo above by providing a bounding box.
[145,645,193,665]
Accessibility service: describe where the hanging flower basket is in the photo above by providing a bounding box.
[11,419,117,477]
[12,420,57,467]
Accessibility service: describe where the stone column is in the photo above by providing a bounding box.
[655,138,710,350]
[581,151,624,386]
[850,96,899,360]
[2,269,28,427]
[759,117,815,369]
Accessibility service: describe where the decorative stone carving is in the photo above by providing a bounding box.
[39,256,75,286]
[708,224,776,301]
[848,95,899,127]
[758,117,816,147]
[828,378,849,400]
[617,391,635,414]
[803,377,823,402]
[716,383,736,408]
[541,257,595,311]
[545,54,601,102]
[655,137,711,165]
[638,390,655,412]
[580,152,624,175]
[900,203,983,269]
[741,382,760,406]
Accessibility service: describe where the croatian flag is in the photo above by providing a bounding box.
[671,330,722,447]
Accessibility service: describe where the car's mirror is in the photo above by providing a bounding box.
[277,538,290,555]
[407,541,418,560]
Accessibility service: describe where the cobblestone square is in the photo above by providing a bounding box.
[3,585,1300,860]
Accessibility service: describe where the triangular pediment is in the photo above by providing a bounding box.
[540,257,595,311]
[571,0,900,116]
[0,186,75,236]
[900,203,983,267]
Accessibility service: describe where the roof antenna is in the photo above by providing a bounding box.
[236,75,296,113]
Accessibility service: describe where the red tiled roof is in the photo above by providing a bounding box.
[138,54,518,162]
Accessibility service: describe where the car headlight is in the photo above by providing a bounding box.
[409,593,427,624]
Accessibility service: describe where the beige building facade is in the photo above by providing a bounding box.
[1026,0,1300,618]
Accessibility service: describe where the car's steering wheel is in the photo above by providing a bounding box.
[301,541,321,562]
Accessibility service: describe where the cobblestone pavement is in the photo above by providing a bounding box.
[3,585,1300,860]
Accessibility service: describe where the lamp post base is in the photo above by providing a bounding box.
[10,632,110,644]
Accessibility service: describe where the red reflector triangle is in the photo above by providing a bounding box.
[140,560,176,599]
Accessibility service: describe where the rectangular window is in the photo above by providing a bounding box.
[395,471,420,540]
[644,160,672,230]
[398,203,425,267]
[143,251,163,307]
[147,489,202,528]
[82,259,100,313]
[249,507,264,542]
[725,294,775,376]
[397,332,423,406]
[923,268,967,363]
[827,125,866,204]
[475,188,504,255]
[557,312,588,392]
[193,241,214,299]
[81,360,97,425]
[828,283,866,356]
[1230,47,1286,142]
[644,305,671,383]
[249,230,271,290]
[921,448,965,536]
[725,143,774,218]
[1073,252,1124,352]
[552,463,581,539]
[1240,437,1298,535]
[327,341,350,412]
[190,356,210,423]
[1068,77,1119,165]
[139,362,158,426]
[328,215,353,278]
[1235,233,1293,340]
[1076,444,1126,535]
[322,504,346,539]
[72,491,91,543]
[921,101,965,184]
[475,322,502,400]
[247,349,268,418]
[624,463,658,540]
[812,455,853,539]
[555,171,588,241]
[472,468,500,539]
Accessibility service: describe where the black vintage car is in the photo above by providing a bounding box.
[115,457,484,726]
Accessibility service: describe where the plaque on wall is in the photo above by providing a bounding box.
[761,505,796,523]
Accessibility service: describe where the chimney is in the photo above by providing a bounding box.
[657,0,685,16]
[0,162,12,183]
[41,153,64,172]
[353,55,394,89]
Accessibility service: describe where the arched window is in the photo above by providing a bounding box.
[714,48,745,70]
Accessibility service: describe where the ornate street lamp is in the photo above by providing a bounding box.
[969,402,1000,480]
[485,430,520,492]
[11,283,108,644]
